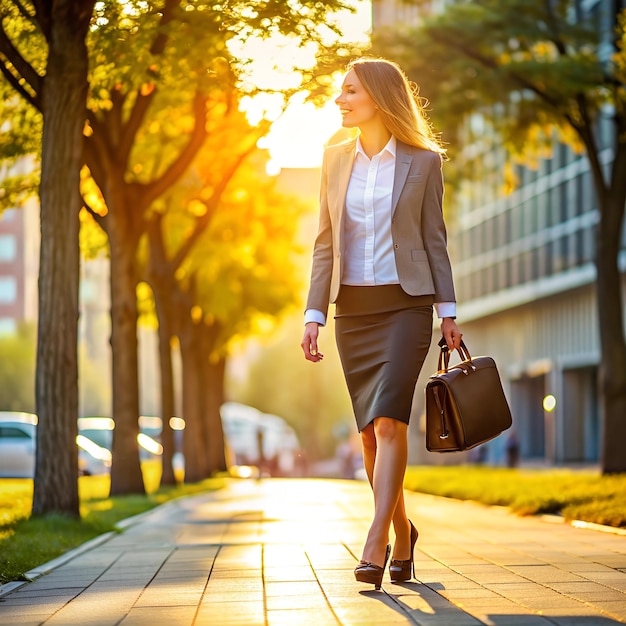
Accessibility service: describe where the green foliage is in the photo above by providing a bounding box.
[85,0,358,183]
[0,0,47,80]
[80,0,363,360]
[79,207,109,261]
[1,0,358,220]
[153,104,308,355]
[372,0,621,160]
[404,466,626,528]
[0,1,45,211]
[195,172,306,336]
[0,324,36,412]
[0,471,225,584]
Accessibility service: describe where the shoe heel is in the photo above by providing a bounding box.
[389,520,418,583]
[354,544,391,590]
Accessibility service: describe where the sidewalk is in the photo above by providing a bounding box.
[1,478,625,626]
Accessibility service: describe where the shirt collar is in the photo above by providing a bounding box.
[355,134,397,159]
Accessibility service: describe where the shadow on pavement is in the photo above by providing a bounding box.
[363,580,626,625]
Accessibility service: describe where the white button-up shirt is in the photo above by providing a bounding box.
[343,135,399,285]
[305,136,456,325]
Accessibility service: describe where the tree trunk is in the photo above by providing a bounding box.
[196,320,227,474]
[580,113,626,474]
[179,320,210,482]
[32,1,95,517]
[204,354,227,474]
[108,208,145,495]
[595,191,626,474]
[152,283,177,485]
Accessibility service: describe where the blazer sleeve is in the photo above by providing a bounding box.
[305,150,333,317]
[421,154,456,304]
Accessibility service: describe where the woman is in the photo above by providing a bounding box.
[301,57,462,590]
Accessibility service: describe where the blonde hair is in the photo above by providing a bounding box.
[348,57,445,155]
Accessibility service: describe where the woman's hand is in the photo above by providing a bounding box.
[441,317,462,352]
[301,322,324,362]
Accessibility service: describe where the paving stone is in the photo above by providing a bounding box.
[0,610,56,624]
[1,479,625,626]
[120,605,198,625]
[587,600,626,620]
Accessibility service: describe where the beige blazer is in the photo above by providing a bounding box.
[306,137,456,318]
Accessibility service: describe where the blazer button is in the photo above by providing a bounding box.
[394,244,399,249]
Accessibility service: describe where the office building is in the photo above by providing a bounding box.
[372,0,626,465]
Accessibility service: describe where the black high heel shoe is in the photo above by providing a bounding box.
[354,543,391,590]
[389,520,418,583]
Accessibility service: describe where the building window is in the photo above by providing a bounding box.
[0,276,17,303]
[0,235,17,262]
[0,318,16,335]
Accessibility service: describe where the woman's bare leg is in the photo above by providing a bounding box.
[361,421,411,561]
[359,417,409,566]
[360,422,376,486]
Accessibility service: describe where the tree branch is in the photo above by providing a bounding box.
[171,138,260,268]
[118,88,157,166]
[0,53,39,108]
[543,0,568,56]
[142,90,208,206]
[12,0,36,22]
[574,93,605,188]
[434,30,566,112]
[0,25,42,105]
[83,126,112,193]
[608,118,626,218]
[107,87,127,153]
[150,0,179,55]
[31,0,51,39]
[146,211,167,266]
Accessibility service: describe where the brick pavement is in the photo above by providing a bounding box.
[0,478,625,625]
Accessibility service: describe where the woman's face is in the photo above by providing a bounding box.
[335,69,378,129]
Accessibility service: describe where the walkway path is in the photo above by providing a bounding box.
[1,478,625,625]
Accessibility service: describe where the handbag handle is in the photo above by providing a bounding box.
[437,336,472,372]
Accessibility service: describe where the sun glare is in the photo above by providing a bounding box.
[232,1,371,173]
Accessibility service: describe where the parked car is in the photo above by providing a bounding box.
[220,402,303,476]
[0,411,111,477]
[77,416,163,460]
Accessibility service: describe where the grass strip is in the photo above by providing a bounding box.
[0,467,225,585]
[404,465,626,528]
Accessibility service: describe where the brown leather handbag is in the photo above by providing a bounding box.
[425,338,512,452]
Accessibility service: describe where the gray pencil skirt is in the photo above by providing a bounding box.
[334,285,433,432]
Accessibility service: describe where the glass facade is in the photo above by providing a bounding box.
[452,132,607,309]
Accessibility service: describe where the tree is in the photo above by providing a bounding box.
[82,0,356,493]
[373,0,626,473]
[142,100,265,485]
[1,0,360,497]
[0,0,96,515]
[83,0,212,495]
[155,153,306,481]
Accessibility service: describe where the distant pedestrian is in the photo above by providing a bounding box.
[301,57,462,590]
[506,430,520,468]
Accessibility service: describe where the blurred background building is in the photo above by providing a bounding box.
[0,162,38,336]
[373,0,626,467]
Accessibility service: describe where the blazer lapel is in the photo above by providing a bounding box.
[392,141,414,216]
[328,139,356,226]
